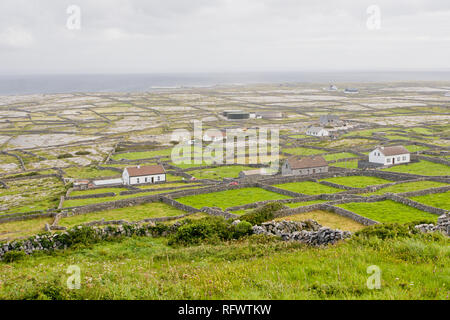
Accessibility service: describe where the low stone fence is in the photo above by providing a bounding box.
[0,211,55,224]
[201,207,238,220]
[159,196,200,213]
[67,194,161,215]
[256,183,305,197]
[2,173,63,182]
[321,204,379,225]
[416,155,450,166]
[385,193,448,216]
[397,185,450,198]
[318,180,357,190]
[65,192,116,200]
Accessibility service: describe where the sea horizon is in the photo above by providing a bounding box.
[1,70,450,95]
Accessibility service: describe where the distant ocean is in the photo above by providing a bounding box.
[0,71,450,95]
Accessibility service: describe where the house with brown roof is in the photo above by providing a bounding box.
[282,156,328,176]
[369,145,410,166]
[122,164,166,185]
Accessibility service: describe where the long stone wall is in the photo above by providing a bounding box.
[256,183,305,197]
[201,207,238,219]
[159,195,200,213]
[385,193,448,216]
[321,204,379,225]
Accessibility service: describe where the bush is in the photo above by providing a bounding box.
[168,217,254,246]
[75,151,91,155]
[355,223,420,240]
[234,221,253,237]
[241,202,285,225]
[57,153,73,159]
[2,250,26,263]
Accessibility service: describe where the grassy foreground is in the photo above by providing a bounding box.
[0,232,448,299]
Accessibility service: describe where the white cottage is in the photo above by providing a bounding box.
[122,165,166,185]
[369,146,410,166]
[306,126,329,137]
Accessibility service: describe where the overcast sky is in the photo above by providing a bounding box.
[0,0,449,74]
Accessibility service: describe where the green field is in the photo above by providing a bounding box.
[273,181,342,195]
[176,187,291,209]
[383,160,450,176]
[404,145,430,153]
[323,152,359,161]
[187,165,255,180]
[284,200,328,208]
[410,191,450,211]
[320,176,391,188]
[59,202,186,228]
[111,148,174,160]
[69,187,128,197]
[362,181,448,196]
[282,147,325,156]
[337,200,438,223]
[330,160,359,169]
[63,186,204,208]
[0,233,448,299]
[64,167,120,179]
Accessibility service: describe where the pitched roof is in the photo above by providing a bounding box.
[125,165,165,177]
[376,146,409,156]
[307,126,327,133]
[287,156,328,169]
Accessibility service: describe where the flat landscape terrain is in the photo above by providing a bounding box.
[0,81,449,299]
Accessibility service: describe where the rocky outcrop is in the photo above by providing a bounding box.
[252,220,351,246]
[415,213,449,236]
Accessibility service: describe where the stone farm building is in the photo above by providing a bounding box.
[319,114,340,126]
[369,146,410,166]
[306,126,330,137]
[122,164,166,185]
[282,156,328,176]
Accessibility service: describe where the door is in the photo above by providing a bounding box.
[151,177,154,183]
[392,157,395,164]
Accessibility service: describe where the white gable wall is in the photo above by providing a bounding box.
[369,149,410,165]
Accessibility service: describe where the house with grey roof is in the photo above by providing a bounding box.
[282,156,328,176]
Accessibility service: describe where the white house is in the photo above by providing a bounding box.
[203,131,225,142]
[306,126,329,137]
[122,165,166,185]
[369,146,410,166]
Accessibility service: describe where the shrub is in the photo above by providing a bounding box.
[57,153,73,159]
[168,216,254,246]
[2,250,26,263]
[75,151,91,155]
[241,202,285,225]
[354,223,420,240]
[234,221,253,237]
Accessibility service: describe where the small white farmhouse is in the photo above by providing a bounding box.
[369,146,410,166]
[122,165,166,185]
[306,126,329,137]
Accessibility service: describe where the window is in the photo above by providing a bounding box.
[397,157,400,161]
[137,178,140,183]
[386,158,391,163]
[402,156,406,160]
[157,176,160,181]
